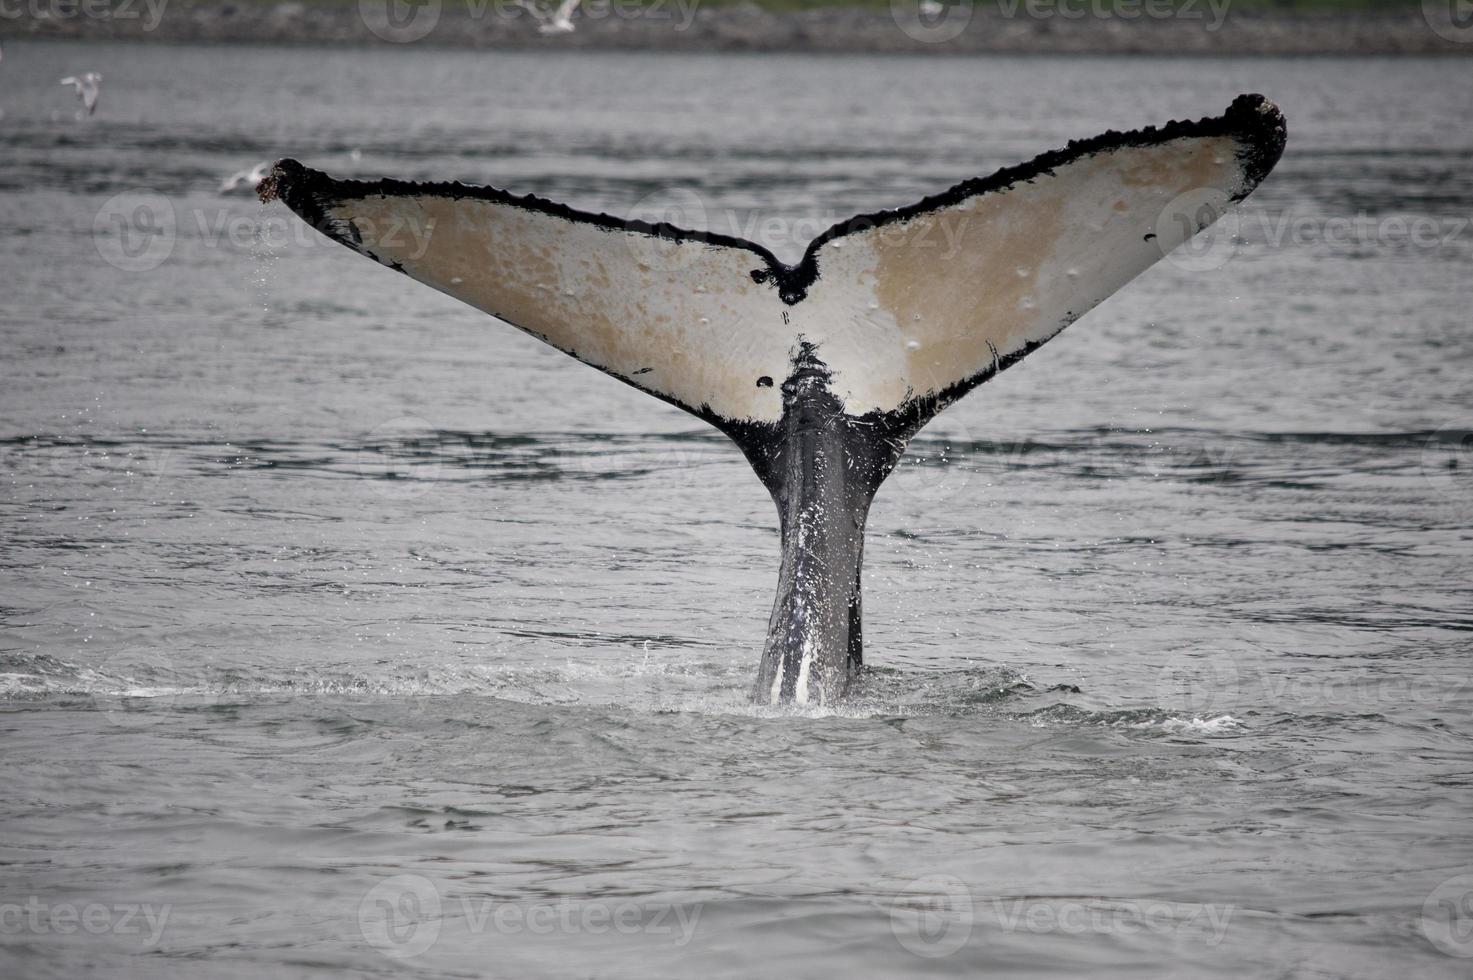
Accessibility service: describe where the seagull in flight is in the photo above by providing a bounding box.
[60,72,102,117]
[515,0,580,34]
[220,161,271,195]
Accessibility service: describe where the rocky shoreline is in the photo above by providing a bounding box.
[2,1,1470,54]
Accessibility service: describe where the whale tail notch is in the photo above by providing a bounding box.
[264,94,1286,705]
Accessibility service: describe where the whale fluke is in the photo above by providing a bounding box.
[264,94,1286,705]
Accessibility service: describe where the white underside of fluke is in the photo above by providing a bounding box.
[271,96,1284,708]
[316,131,1258,425]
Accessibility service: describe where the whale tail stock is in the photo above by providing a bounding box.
[262,94,1286,706]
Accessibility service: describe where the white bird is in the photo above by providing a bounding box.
[60,72,102,117]
[515,0,580,34]
[219,161,271,195]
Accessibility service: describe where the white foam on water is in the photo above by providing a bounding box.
[2,655,1036,722]
[1144,714,1246,735]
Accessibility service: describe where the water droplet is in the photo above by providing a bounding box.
[912,313,922,321]
[1015,266,1029,277]
[905,340,921,351]
[450,276,463,285]
[1065,268,1079,278]
[867,302,878,311]
[698,317,709,325]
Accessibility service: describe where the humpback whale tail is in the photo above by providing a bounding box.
[263,94,1286,706]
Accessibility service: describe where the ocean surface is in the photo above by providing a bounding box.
[2,41,1471,978]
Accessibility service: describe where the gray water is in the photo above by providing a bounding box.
[2,40,1472,978]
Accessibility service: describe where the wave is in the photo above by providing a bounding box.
[0,649,1251,738]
